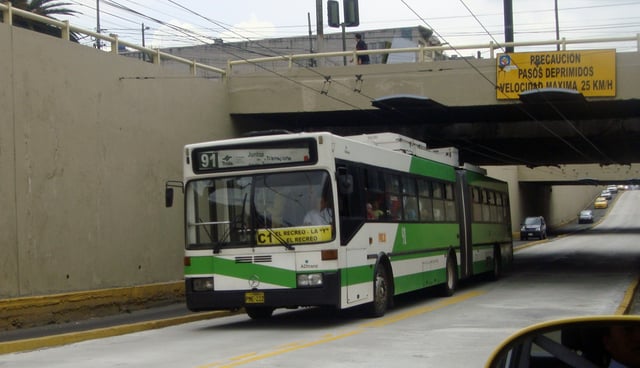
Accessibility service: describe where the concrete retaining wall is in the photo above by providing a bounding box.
[0,24,234,298]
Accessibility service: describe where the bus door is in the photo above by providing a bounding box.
[336,163,370,305]
[455,170,473,279]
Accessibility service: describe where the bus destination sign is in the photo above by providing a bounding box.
[256,225,333,245]
[195,147,311,171]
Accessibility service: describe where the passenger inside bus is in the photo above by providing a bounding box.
[366,203,376,219]
[367,202,383,220]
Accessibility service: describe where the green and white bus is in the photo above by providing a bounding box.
[166,132,513,319]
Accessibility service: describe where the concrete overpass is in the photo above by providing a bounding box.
[225,46,640,184]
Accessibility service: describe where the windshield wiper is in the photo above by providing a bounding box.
[265,226,295,251]
[251,209,294,251]
[192,218,230,254]
[213,224,231,254]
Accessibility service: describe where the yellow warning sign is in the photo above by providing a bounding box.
[496,49,616,99]
[256,225,333,245]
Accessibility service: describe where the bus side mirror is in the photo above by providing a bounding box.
[337,169,353,195]
[165,180,184,208]
[165,188,174,207]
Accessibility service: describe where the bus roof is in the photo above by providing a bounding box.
[187,131,463,169]
[345,133,459,167]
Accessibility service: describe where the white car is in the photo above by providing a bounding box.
[578,210,594,224]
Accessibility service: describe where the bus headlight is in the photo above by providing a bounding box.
[192,277,214,291]
[297,273,323,288]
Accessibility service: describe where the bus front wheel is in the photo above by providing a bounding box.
[367,265,390,318]
[246,306,274,319]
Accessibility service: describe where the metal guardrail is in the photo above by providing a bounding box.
[0,2,227,77]
[227,35,640,71]
[2,2,639,76]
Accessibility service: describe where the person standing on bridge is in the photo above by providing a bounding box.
[352,33,370,65]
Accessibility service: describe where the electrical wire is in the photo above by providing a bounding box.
[152,0,629,166]
[62,0,636,165]
[398,0,621,166]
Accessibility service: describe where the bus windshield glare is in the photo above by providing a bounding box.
[185,170,334,250]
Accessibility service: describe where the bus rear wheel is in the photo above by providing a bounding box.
[246,306,274,319]
[490,246,502,281]
[367,265,390,317]
[440,253,458,297]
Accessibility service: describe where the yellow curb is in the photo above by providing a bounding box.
[1,281,184,331]
[616,277,640,315]
[0,310,240,355]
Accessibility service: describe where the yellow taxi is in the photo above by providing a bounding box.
[594,196,608,209]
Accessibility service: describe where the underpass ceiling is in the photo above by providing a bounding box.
[232,98,640,168]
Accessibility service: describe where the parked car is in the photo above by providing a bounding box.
[594,196,608,209]
[600,189,612,200]
[520,216,547,240]
[578,209,594,224]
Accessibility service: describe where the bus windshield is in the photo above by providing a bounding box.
[185,170,334,250]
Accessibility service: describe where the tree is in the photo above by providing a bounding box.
[3,0,80,41]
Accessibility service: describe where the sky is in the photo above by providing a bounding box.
[59,0,640,53]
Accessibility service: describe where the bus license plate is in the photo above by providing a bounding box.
[245,292,264,304]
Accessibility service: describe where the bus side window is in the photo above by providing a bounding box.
[432,181,445,222]
[365,168,385,220]
[482,189,491,222]
[472,187,482,222]
[336,163,365,245]
[418,179,433,222]
[385,173,402,220]
[402,176,418,221]
[444,183,456,222]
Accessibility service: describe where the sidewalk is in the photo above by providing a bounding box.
[0,281,239,355]
[0,302,235,354]
[0,281,188,331]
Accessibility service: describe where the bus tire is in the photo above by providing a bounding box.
[440,252,458,297]
[367,264,390,318]
[246,307,274,319]
[490,245,502,281]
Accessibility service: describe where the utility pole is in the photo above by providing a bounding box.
[307,13,316,67]
[96,0,101,49]
[142,23,149,47]
[554,0,560,51]
[503,0,513,53]
[341,23,347,66]
[315,0,324,65]
[141,23,150,61]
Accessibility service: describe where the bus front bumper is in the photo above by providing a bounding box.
[185,272,341,312]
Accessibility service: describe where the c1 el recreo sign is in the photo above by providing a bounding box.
[496,49,616,100]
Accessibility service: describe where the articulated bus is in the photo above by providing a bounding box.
[166,132,513,319]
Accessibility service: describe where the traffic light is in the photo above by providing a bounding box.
[343,0,359,27]
[327,0,340,28]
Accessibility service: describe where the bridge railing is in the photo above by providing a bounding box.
[0,2,227,77]
[228,35,640,72]
[2,2,639,77]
